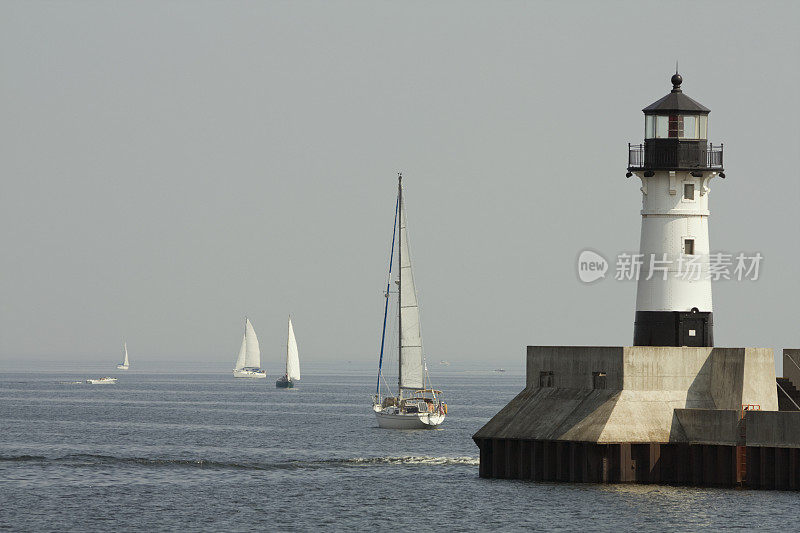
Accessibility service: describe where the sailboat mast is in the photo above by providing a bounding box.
[397,173,403,399]
[286,315,290,378]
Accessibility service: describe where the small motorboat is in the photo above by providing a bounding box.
[86,377,118,384]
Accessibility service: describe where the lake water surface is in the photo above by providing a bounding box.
[0,371,795,531]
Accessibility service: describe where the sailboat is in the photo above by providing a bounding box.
[372,174,447,429]
[116,342,129,370]
[276,316,300,388]
[233,317,266,378]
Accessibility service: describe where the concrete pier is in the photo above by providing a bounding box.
[474,346,800,489]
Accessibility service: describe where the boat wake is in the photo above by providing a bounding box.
[0,453,478,470]
[344,456,478,466]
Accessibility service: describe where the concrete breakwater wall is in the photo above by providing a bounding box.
[474,346,800,489]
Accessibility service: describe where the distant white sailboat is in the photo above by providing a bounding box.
[276,316,300,388]
[372,174,447,429]
[233,318,266,378]
[116,342,129,370]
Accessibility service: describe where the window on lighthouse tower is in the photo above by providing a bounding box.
[646,115,707,139]
[683,116,697,138]
[647,116,670,138]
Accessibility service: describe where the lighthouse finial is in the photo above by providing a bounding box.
[671,66,683,92]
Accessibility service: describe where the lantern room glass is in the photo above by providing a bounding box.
[683,116,697,138]
[645,114,708,139]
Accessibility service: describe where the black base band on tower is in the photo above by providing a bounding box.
[633,310,713,347]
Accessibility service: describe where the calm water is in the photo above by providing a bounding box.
[0,371,796,531]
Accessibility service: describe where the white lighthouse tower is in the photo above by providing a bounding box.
[627,72,724,346]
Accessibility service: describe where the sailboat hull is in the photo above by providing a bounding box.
[275,376,295,388]
[233,369,266,378]
[374,409,444,429]
[116,365,129,370]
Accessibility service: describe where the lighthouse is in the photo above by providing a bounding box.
[475,71,798,491]
[627,72,724,347]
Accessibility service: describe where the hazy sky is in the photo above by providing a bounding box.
[1,1,798,371]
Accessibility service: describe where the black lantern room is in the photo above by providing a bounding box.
[628,73,723,174]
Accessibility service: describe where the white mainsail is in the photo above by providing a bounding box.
[286,317,300,380]
[244,318,261,368]
[398,201,424,390]
[121,342,129,367]
[234,334,247,370]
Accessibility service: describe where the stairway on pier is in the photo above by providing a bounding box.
[777,378,800,411]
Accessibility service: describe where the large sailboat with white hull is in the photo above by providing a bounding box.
[233,318,266,378]
[276,316,300,388]
[372,174,447,429]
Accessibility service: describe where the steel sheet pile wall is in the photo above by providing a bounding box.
[476,438,800,489]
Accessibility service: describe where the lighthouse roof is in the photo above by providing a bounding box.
[643,73,710,115]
